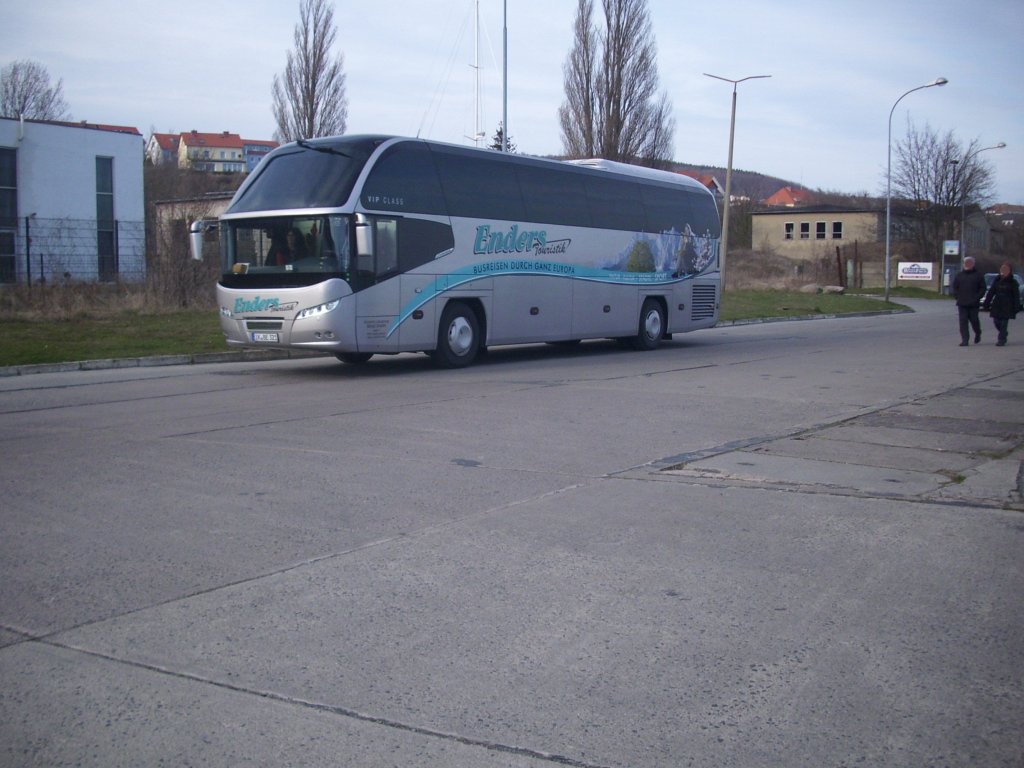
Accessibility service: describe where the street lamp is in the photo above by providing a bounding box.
[944,157,960,293]
[704,73,771,292]
[958,142,1006,259]
[885,77,948,302]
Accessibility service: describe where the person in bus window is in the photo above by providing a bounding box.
[266,230,288,265]
[271,227,308,265]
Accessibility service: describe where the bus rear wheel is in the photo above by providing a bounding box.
[632,298,665,351]
[433,301,480,368]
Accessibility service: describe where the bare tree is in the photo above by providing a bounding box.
[559,0,599,158]
[0,60,71,120]
[558,0,674,168]
[891,120,995,260]
[271,0,348,143]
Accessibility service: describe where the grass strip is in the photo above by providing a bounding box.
[1,290,927,367]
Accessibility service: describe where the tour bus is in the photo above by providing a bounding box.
[191,135,721,368]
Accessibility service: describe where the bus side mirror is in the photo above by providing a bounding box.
[355,213,374,257]
[354,213,375,275]
[189,220,218,261]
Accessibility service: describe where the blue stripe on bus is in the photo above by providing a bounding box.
[386,261,693,338]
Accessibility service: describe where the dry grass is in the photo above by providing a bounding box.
[726,249,841,291]
[0,282,215,321]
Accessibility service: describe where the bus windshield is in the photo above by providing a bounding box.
[221,215,352,284]
[229,139,377,212]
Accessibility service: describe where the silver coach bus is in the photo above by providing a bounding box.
[191,135,721,368]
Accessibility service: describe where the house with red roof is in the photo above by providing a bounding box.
[177,130,247,173]
[763,185,816,207]
[146,133,181,166]
[146,130,277,173]
[675,170,724,199]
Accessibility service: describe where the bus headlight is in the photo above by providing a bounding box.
[296,299,341,321]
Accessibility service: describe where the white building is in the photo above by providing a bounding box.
[0,117,145,284]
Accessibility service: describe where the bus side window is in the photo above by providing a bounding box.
[398,219,454,272]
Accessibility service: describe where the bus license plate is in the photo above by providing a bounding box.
[252,332,279,343]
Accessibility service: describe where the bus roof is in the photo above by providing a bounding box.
[564,158,709,192]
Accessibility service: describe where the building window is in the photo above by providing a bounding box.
[832,221,843,239]
[799,222,810,240]
[96,156,117,281]
[0,147,16,229]
[816,221,826,240]
[784,222,794,240]
[0,230,14,283]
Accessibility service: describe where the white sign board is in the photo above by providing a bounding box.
[897,262,934,281]
[943,240,960,256]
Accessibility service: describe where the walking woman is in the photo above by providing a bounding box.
[982,262,1023,346]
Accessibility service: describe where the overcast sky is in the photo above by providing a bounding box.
[4,0,1023,203]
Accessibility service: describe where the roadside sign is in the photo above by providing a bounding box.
[943,240,960,256]
[898,262,934,281]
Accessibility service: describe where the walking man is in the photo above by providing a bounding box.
[952,256,987,346]
[981,262,1023,346]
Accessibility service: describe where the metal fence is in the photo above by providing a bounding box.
[0,217,146,285]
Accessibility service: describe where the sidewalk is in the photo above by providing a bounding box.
[654,370,1024,511]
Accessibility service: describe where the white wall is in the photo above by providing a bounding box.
[0,118,145,282]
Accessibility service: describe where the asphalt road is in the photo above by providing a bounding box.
[1,299,1022,767]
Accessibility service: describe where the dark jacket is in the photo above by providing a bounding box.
[952,267,986,308]
[982,276,1022,319]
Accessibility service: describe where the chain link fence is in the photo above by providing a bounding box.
[1,217,146,285]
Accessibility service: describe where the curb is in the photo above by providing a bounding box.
[0,349,327,378]
[716,307,912,327]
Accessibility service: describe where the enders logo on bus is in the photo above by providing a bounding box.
[234,296,281,314]
[473,224,547,255]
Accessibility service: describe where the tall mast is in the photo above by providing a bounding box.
[473,0,482,145]
[502,0,508,151]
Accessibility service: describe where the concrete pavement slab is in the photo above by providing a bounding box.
[854,410,1024,441]
[813,423,1015,454]
[752,435,979,474]
[51,479,1024,768]
[926,448,1024,507]
[0,642,552,768]
[671,450,947,496]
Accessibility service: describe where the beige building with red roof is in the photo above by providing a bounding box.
[146,131,277,173]
[177,130,246,173]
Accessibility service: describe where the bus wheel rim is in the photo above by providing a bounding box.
[448,317,474,355]
[644,309,662,340]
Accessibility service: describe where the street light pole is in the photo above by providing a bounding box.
[943,157,960,294]
[502,0,508,152]
[957,142,1006,260]
[885,77,948,303]
[704,73,771,292]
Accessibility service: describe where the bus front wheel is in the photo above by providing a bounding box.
[433,301,480,368]
[632,298,665,351]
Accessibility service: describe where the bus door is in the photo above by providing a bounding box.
[352,215,401,352]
